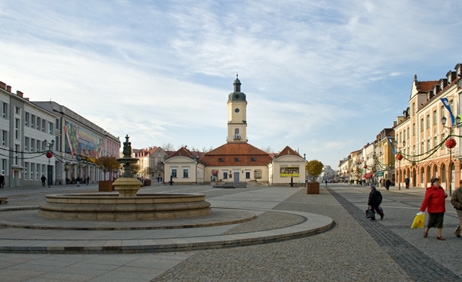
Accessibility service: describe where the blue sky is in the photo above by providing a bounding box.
[1,0,462,168]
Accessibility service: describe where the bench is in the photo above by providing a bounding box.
[0,197,8,205]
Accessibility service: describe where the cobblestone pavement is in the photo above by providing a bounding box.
[0,183,460,281]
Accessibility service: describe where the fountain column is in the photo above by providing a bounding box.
[113,135,143,197]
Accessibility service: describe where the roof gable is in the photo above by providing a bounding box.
[275,146,301,158]
[200,143,272,166]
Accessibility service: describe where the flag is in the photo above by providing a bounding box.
[387,137,396,154]
[441,97,455,126]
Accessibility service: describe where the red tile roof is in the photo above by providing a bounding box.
[416,80,438,93]
[200,143,272,166]
[274,146,301,158]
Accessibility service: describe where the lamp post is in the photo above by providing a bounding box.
[442,116,461,196]
[43,139,55,188]
[64,162,69,184]
[396,141,406,191]
[76,155,82,187]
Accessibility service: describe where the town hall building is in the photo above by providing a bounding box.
[162,77,306,186]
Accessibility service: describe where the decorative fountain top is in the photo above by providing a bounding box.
[117,135,139,178]
[112,135,143,197]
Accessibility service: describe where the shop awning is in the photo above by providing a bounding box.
[363,172,374,179]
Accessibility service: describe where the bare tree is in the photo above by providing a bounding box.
[162,142,176,151]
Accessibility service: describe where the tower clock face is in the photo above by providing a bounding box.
[234,108,240,113]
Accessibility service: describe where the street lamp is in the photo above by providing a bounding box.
[442,115,461,196]
[43,139,54,188]
[396,141,406,190]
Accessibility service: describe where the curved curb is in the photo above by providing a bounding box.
[0,210,333,254]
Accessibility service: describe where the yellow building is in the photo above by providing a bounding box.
[394,63,462,193]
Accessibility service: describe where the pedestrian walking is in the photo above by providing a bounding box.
[367,185,384,220]
[420,177,447,240]
[450,179,462,238]
[0,174,4,188]
[405,178,410,189]
[41,174,46,187]
[385,179,391,190]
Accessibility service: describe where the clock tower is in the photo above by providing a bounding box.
[227,75,247,143]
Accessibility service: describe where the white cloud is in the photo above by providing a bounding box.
[1,0,462,167]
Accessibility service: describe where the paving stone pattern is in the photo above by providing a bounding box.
[328,187,461,282]
[152,188,413,281]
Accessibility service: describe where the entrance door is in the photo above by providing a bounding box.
[233,172,240,183]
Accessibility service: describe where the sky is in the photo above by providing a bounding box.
[1,0,462,168]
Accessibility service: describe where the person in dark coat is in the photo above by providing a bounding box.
[368,185,384,220]
[41,174,46,187]
[0,174,4,188]
[385,179,391,190]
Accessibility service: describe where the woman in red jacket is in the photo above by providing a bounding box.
[420,178,448,240]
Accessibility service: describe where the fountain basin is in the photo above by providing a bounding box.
[38,193,211,221]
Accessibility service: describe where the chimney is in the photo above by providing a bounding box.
[6,85,11,92]
[0,81,5,90]
[16,91,23,98]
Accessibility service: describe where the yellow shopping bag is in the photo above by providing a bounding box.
[411,212,425,229]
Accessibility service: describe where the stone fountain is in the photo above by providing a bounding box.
[38,135,211,221]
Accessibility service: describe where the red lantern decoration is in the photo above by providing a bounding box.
[46,151,53,159]
[445,138,456,149]
[363,165,367,169]
[396,153,403,161]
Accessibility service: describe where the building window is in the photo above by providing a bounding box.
[420,119,424,132]
[36,117,41,130]
[48,122,53,134]
[56,118,59,129]
[223,171,228,179]
[245,171,250,179]
[426,114,430,129]
[37,139,40,152]
[25,137,29,151]
[14,145,19,165]
[31,115,35,128]
[42,119,46,132]
[15,107,20,115]
[171,168,177,178]
[25,112,29,126]
[31,138,35,151]
[2,159,7,175]
[234,158,240,162]
[250,157,256,162]
[30,162,34,180]
[183,168,189,178]
[15,118,20,139]
[427,139,431,152]
[413,123,416,136]
[24,162,28,180]
[2,102,7,118]
[433,110,437,125]
[218,158,223,162]
[1,130,6,146]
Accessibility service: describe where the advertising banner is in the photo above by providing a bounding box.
[280,166,300,177]
[64,120,103,158]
